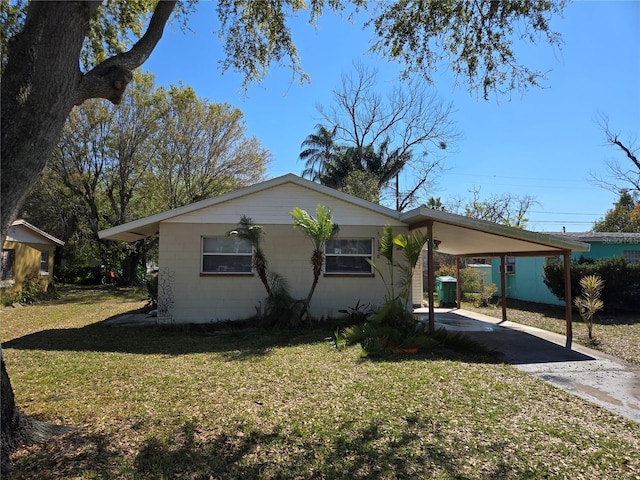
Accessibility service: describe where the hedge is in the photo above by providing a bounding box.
[543,256,640,313]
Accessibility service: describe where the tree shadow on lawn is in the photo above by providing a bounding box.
[4,309,504,364]
[12,417,515,479]
[2,319,330,358]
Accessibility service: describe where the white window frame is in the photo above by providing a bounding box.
[40,250,50,275]
[201,237,253,274]
[325,238,374,275]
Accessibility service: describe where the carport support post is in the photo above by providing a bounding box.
[500,254,507,322]
[427,220,435,334]
[564,250,573,349]
[455,257,461,308]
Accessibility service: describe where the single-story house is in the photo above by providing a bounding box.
[1,220,64,296]
[489,232,640,306]
[99,174,589,343]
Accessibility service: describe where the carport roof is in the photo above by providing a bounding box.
[401,207,590,257]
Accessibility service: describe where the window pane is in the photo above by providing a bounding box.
[326,256,372,273]
[326,239,372,255]
[203,237,252,254]
[623,250,640,264]
[40,251,49,273]
[203,255,252,273]
[1,250,14,280]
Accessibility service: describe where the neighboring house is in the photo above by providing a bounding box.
[1,220,64,296]
[99,174,589,324]
[490,232,640,306]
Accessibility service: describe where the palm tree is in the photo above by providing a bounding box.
[290,205,339,322]
[299,124,338,182]
[228,215,271,297]
[393,230,429,309]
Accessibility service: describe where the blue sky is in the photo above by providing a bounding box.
[144,1,640,232]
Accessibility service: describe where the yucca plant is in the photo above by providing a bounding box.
[574,274,604,340]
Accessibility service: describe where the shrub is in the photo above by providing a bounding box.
[543,256,640,313]
[433,264,486,300]
[1,275,58,306]
[55,264,102,285]
[146,275,158,309]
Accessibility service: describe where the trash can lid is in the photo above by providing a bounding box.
[436,275,457,282]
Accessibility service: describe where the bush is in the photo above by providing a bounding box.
[543,256,640,313]
[55,264,102,285]
[1,275,58,306]
[433,264,486,300]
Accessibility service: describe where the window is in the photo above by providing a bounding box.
[201,237,252,274]
[624,250,640,264]
[1,249,15,281]
[505,256,516,274]
[40,251,50,274]
[325,239,373,274]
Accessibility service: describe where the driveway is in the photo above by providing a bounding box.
[416,307,640,423]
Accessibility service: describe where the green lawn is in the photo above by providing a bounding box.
[2,287,640,479]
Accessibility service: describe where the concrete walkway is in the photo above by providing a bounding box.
[415,307,640,423]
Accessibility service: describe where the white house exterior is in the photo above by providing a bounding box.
[100,175,406,322]
[100,174,590,326]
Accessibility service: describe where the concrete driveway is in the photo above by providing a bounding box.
[416,308,640,423]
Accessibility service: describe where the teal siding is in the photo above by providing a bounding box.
[490,239,640,306]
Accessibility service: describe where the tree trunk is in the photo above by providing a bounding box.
[1,1,100,241]
[0,0,177,467]
[1,356,20,474]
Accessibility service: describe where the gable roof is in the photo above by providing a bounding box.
[5,220,65,246]
[98,174,401,242]
[98,173,590,257]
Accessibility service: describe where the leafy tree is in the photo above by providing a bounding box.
[23,75,269,285]
[147,85,270,210]
[291,205,339,322]
[369,0,565,100]
[593,191,640,233]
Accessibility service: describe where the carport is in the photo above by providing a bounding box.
[401,207,590,348]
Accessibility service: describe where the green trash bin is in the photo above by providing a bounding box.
[435,275,457,307]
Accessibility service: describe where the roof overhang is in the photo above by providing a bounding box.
[401,207,590,257]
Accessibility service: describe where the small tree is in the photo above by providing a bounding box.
[574,275,604,341]
[291,205,339,323]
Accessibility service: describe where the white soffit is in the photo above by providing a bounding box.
[401,207,590,256]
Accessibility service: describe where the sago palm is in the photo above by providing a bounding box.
[291,204,339,322]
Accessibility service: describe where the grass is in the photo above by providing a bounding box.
[2,286,640,479]
[461,298,640,365]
